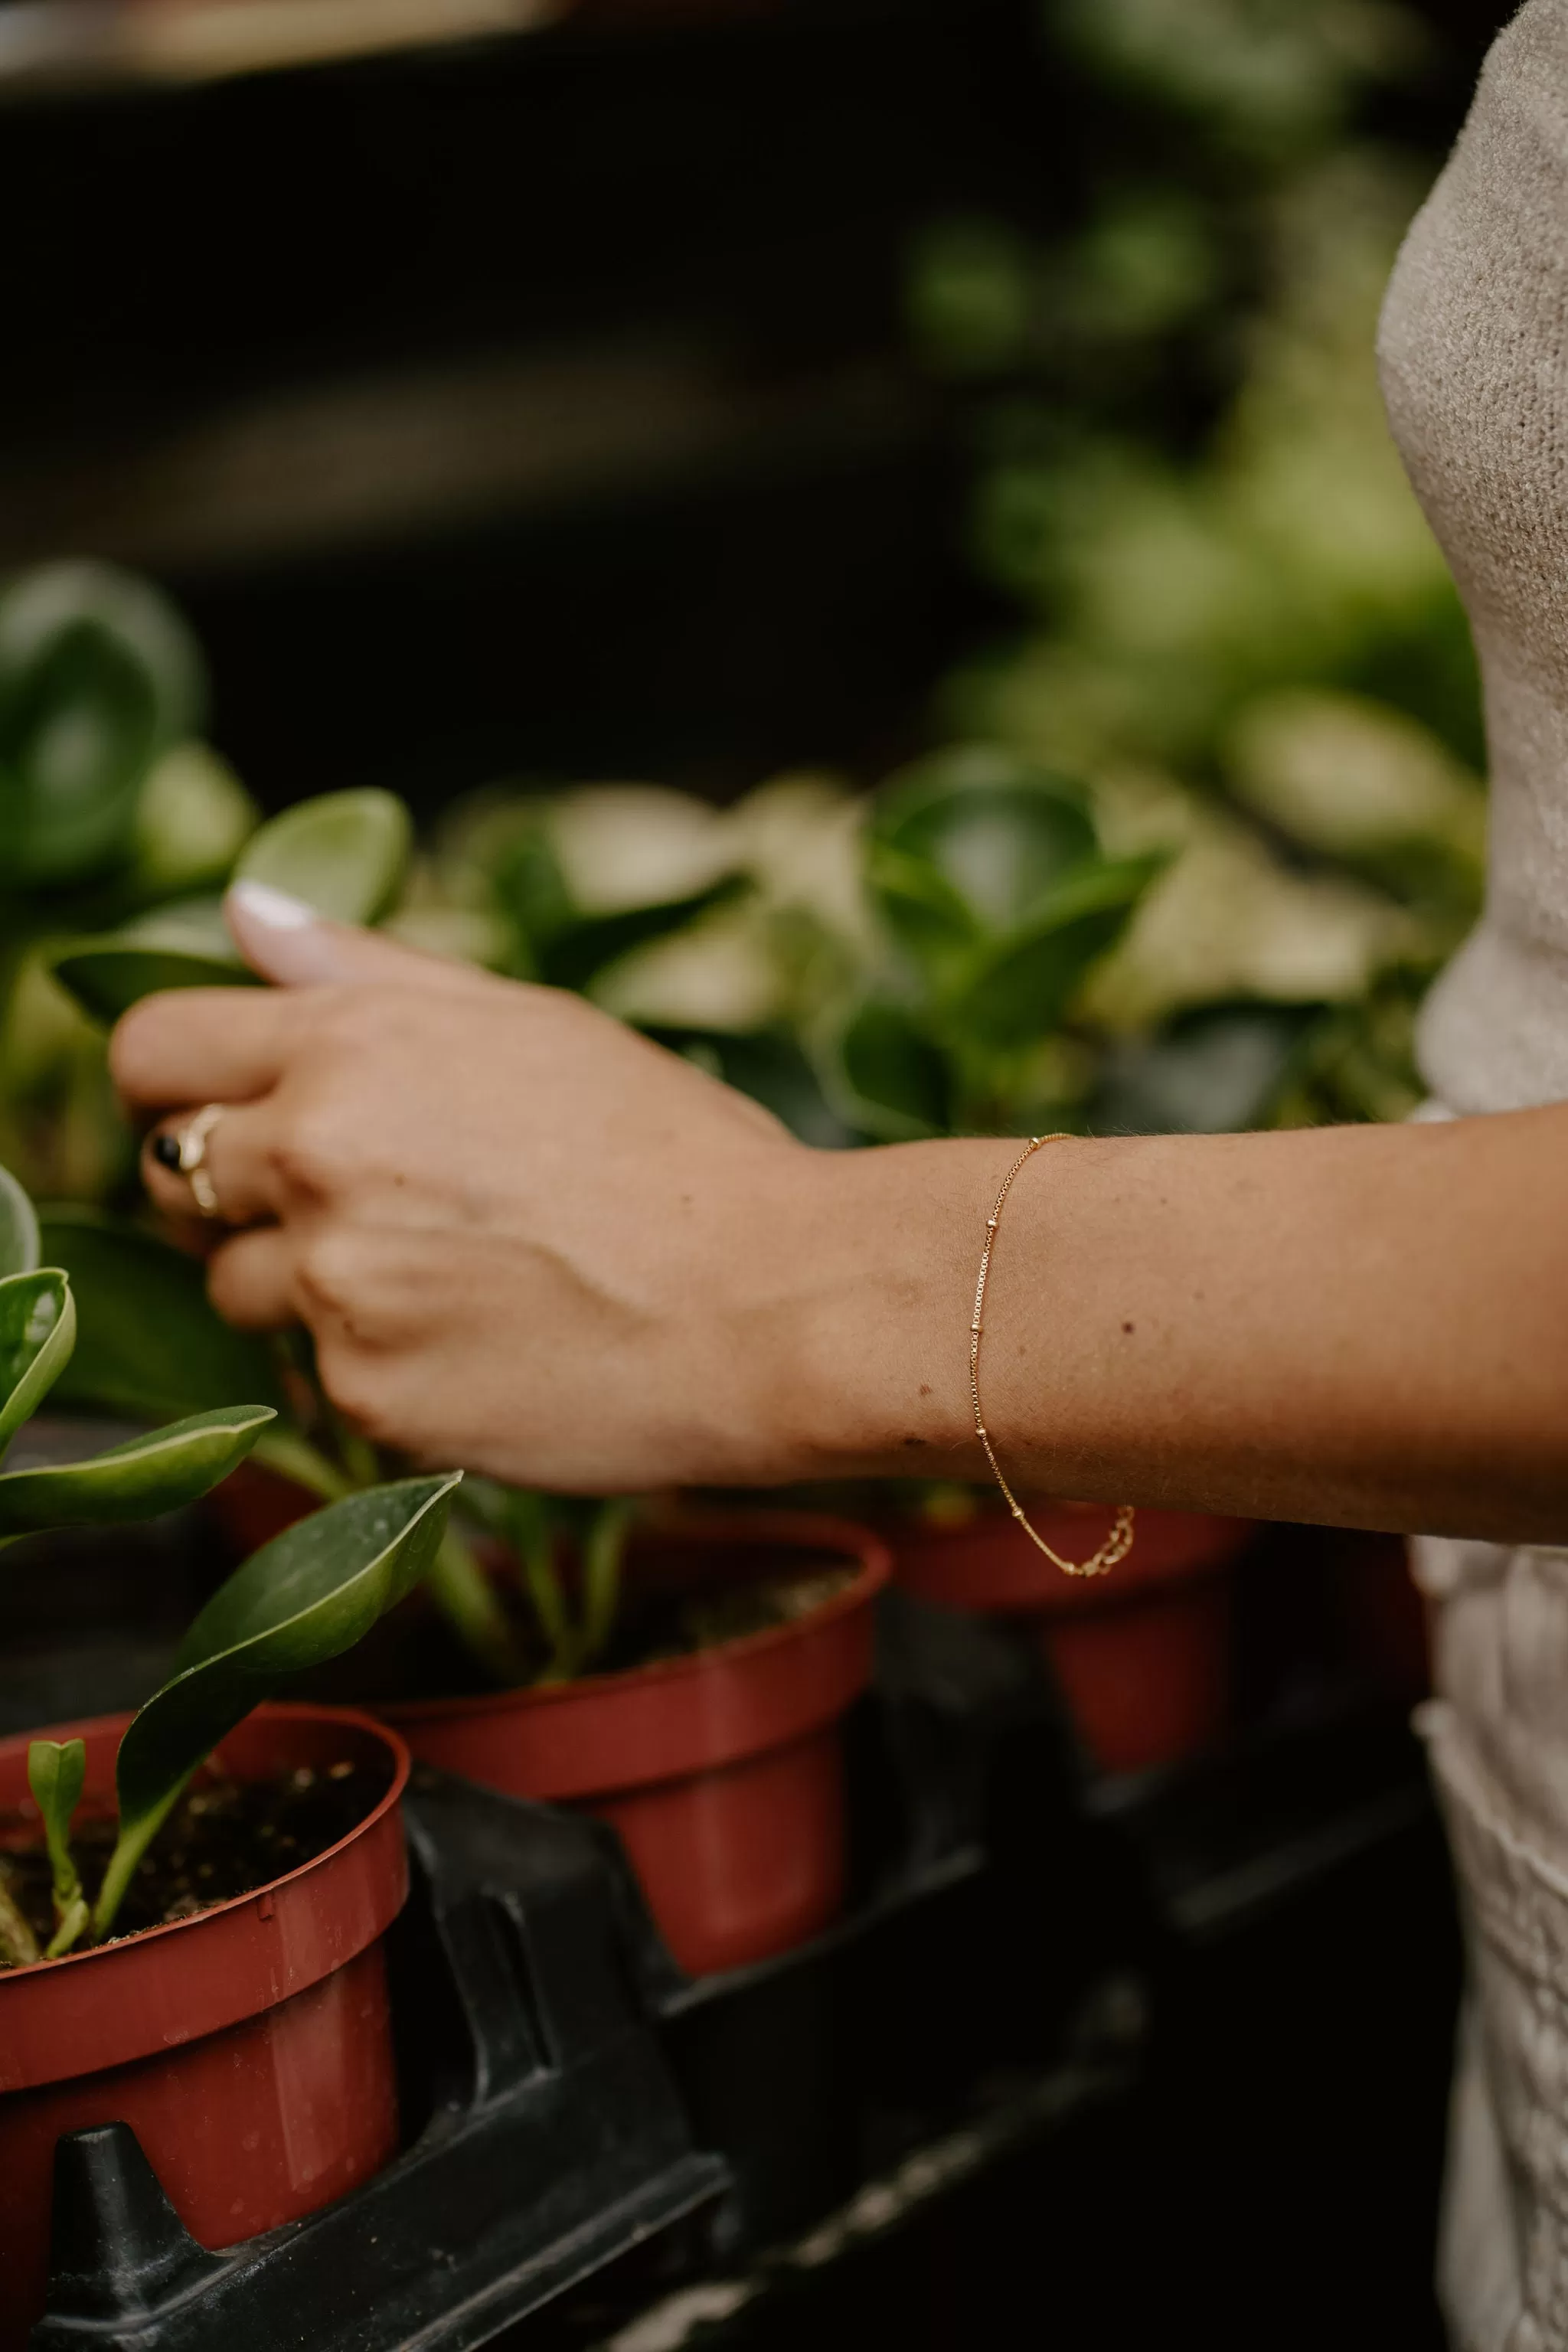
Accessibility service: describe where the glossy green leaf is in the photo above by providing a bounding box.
[38,1210,283,1423]
[835,999,951,1139]
[234,788,411,925]
[939,855,1165,1051]
[0,1403,274,1543]
[0,1167,39,1280]
[95,1472,460,1935]
[0,1271,75,1456]
[0,564,204,887]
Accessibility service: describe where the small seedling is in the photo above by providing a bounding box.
[0,1156,466,1968]
[474,1488,635,1683]
[27,1740,87,1957]
[41,1203,636,1691]
[0,1474,460,1968]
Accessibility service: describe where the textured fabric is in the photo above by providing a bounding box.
[1378,6,1568,2344]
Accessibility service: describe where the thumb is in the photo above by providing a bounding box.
[224,880,487,993]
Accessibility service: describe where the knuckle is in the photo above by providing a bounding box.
[268,1099,359,1199]
[316,986,402,1056]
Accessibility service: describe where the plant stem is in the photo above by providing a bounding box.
[0,1871,39,1968]
[577,1501,633,1674]
[92,1790,182,1944]
[428,1523,531,1685]
[518,1521,573,1681]
[45,1894,88,1960]
[251,1429,351,1504]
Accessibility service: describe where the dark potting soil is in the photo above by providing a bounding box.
[0,1759,390,1964]
[620,1566,857,1668]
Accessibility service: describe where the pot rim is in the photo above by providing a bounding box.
[0,1700,410,1986]
[384,1508,890,1726]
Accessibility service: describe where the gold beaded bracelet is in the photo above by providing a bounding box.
[969,1134,1135,1579]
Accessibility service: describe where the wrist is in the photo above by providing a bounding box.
[723,1138,1009,1486]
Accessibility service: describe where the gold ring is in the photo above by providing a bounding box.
[175,1102,225,1220]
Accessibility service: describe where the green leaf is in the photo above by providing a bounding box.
[28,1737,85,1880]
[38,1210,283,1423]
[0,1403,274,1542]
[539,874,748,995]
[835,999,951,1140]
[234,788,411,925]
[0,1271,75,1457]
[875,750,1101,936]
[0,563,204,888]
[864,838,981,973]
[1094,1003,1315,1135]
[95,1472,460,1936]
[48,939,253,1026]
[0,1167,39,1280]
[47,897,254,1025]
[48,893,250,1024]
[129,743,260,900]
[490,818,575,979]
[939,855,1165,1051]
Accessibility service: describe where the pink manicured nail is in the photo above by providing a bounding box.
[227,880,318,931]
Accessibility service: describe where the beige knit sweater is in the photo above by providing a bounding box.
[1380,6,1568,2345]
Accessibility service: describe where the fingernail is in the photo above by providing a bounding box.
[227,880,317,931]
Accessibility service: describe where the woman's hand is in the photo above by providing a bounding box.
[111,881,953,1492]
[116,884,987,1486]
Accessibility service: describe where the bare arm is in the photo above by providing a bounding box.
[113,885,1568,1545]
[786,1115,1568,1542]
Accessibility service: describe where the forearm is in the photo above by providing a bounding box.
[750,1109,1568,1543]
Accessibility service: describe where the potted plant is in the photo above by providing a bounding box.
[822,746,1256,1776]
[48,785,892,1975]
[41,1191,890,1978]
[379,1498,891,1978]
[0,1161,461,2347]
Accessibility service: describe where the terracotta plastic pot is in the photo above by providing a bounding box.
[384,1513,890,1977]
[0,1703,409,2352]
[890,1502,1256,1775]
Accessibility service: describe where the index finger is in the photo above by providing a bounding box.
[109,986,301,1113]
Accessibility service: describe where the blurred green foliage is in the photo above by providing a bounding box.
[0,564,258,1204]
[1,1,1489,1184]
[904,0,1487,1132]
